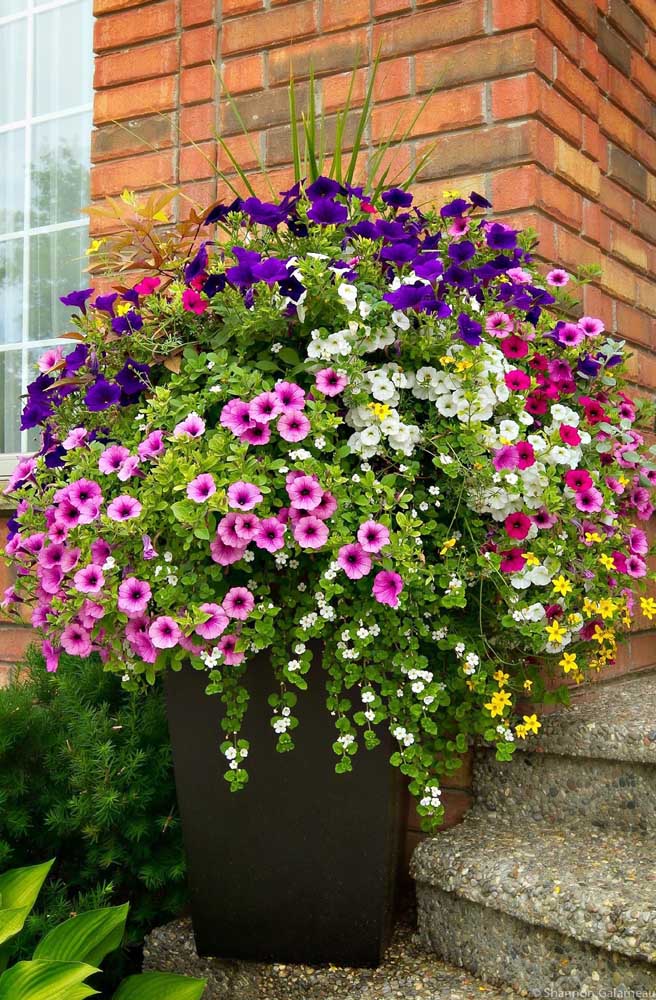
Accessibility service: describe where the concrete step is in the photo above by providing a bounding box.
[413,815,656,997]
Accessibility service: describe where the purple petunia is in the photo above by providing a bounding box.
[85,379,121,412]
[60,288,93,314]
[307,198,348,226]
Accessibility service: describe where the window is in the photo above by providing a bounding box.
[0,0,93,475]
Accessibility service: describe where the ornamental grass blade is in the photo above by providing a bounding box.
[289,70,302,183]
[345,53,379,186]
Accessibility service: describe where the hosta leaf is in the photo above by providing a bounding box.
[113,972,206,1000]
[33,903,129,967]
[0,959,98,1000]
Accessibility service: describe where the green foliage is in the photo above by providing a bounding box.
[0,649,186,965]
[0,861,205,1000]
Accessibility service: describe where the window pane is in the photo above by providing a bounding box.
[0,18,26,125]
[0,238,24,345]
[33,2,93,117]
[0,0,25,17]
[29,225,88,341]
[0,349,23,453]
[0,129,25,235]
[31,112,91,226]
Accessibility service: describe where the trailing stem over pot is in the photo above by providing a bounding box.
[2,72,655,831]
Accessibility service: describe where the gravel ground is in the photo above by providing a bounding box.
[143,907,525,999]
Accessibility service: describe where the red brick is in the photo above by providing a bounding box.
[223,2,317,55]
[372,1,485,60]
[371,85,484,143]
[538,172,584,228]
[416,29,539,93]
[599,252,638,304]
[492,75,582,146]
[0,626,31,665]
[600,100,638,153]
[267,29,368,86]
[182,0,216,27]
[582,199,602,243]
[491,164,540,212]
[322,69,368,113]
[616,301,656,350]
[180,104,216,143]
[558,228,602,272]
[182,25,218,67]
[608,68,651,126]
[540,0,582,58]
[373,0,411,15]
[632,52,656,103]
[180,141,217,182]
[610,221,650,271]
[373,58,411,103]
[94,0,146,12]
[633,200,656,245]
[181,64,216,106]
[631,0,656,32]
[600,176,634,224]
[179,180,217,214]
[90,150,174,198]
[94,76,176,123]
[223,0,261,14]
[92,115,174,162]
[218,132,265,172]
[580,33,601,80]
[554,50,599,115]
[582,116,602,160]
[555,0,598,34]
[491,0,539,30]
[94,1,176,51]
[321,0,370,30]
[582,285,614,331]
[94,39,178,89]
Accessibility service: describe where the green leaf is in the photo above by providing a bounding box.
[0,960,98,1000]
[34,903,129,967]
[0,861,54,947]
[113,972,206,1000]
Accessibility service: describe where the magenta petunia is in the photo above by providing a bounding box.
[241,422,271,446]
[118,576,152,614]
[337,542,372,580]
[217,513,243,547]
[138,430,166,460]
[99,445,129,475]
[492,445,519,472]
[91,538,112,564]
[228,481,263,510]
[254,517,286,552]
[73,564,105,594]
[274,380,306,412]
[315,368,348,396]
[558,323,585,347]
[218,633,245,665]
[504,512,531,540]
[60,624,92,657]
[182,288,208,314]
[210,535,247,565]
[313,490,338,520]
[149,616,182,649]
[625,554,647,578]
[499,549,526,573]
[546,268,569,286]
[372,570,404,608]
[564,469,593,492]
[249,391,282,423]
[574,487,604,513]
[504,369,531,392]
[220,399,253,436]
[174,412,206,438]
[515,441,535,469]
[42,639,60,673]
[187,473,217,503]
[107,495,142,521]
[195,602,229,639]
[559,424,581,446]
[357,520,390,553]
[287,474,323,510]
[278,410,311,442]
[578,315,604,337]
[222,586,255,620]
[628,527,648,555]
[500,335,529,360]
[293,515,329,549]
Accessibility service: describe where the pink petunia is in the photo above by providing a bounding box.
[372,570,404,608]
[174,413,206,438]
[227,481,263,510]
[134,276,161,295]
[221,399,253,436]
[254,517,286,553]
[492,445,519,472]
[574,487,604,513]
[626,554,647,578]
[187,473,216,503]
[99,445,130,475]
[274,381,306,412]
[287,475,323,510]
[222,586,254,620]
[337,543,372,580]
[241,422,271,446]
[234,513,260,542]
[182,288,208,314]
[217,513,243,547]
[218,633,245,666]
[210,535,247,565]
[499,549,526,573]
[195,602,229,640]
[37,346,64,372]
[107,495,142,521]
[628,527,648,555]
[42,639,60,673]
[60,624,92,657]
[357,520,390,553]
[485,312,513,337]
[315,368,348,396]
[138,430,166,460]
[63,427,88,451]
[91,539,112,565]
[504,512,531,540]
[117,456,140,482]
[73,564,105,594]
[149,616,182,649]
[564,469,593,492]
[278,410,311,443]
[249,391,282,423]
[118,577,152,615]
[293,515,329,549]
[558,323,585,347]
[578,316,605,337]
[507,266,532,284]
[546,268,569,287]
[313,490,338,520]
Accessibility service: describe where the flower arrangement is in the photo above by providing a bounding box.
[3,172,655,829]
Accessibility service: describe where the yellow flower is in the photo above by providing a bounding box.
[545,620,567,643]
[484,690,513,718]
[455,359,473,373]
[597,599,617,620]
[466,679,475,691]
[640,597,656,621]
[592,625,611,645]
[582,597,598,618]
[567,612,582,625]
[524,552,540,567]
[440,537,457,556]
[522,714,541,735]
[493,670,509,687]
[85,238,105,256]
[584,532,602,544]
[599,554,615,571]
[515,724,527,739]
[499,437,513,446]
[443,188,461,201]
[618,474,629,486]
[559,651,577,674]
[552,575,572,597]
[439,355,455,366]
[367,402,391,421]
[523,679,533,692]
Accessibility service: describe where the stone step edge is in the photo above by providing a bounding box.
[411,817,656,966]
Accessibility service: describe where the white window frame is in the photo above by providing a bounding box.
[0,0,92,475]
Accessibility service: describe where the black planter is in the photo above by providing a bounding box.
[165,651,403,967]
